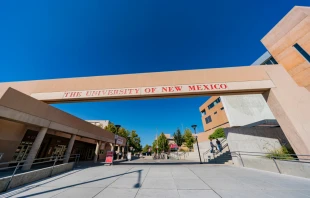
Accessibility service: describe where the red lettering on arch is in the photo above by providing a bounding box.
[162,87,168,92]
[203,85,210,90]
[220,84,228,89]
[188,85,196,91]
[175,86,182,91]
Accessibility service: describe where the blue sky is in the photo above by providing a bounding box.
[1,0,310,146]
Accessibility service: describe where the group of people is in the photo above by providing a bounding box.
[210,138,222,153]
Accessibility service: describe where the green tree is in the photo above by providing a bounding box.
[142,144,150,153]
[128,130,142,152]
[183,128,195,150]
[209,128,225,140]
[103,122,142,152]
[173,128,184,148]
[152,133,169,153]
[104,121,117,134]
[118,128,129,138]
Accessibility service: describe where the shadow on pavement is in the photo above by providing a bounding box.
[1,166,142,198]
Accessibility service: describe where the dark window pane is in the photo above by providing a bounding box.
[205,116,212,124]
[293,43,310,62]
[270,57,278,64]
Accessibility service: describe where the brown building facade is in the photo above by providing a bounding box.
[198,6,310,143]
[199,97,229,139]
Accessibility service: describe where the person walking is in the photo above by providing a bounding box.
[210,139,216,153]
[216,139,222,152]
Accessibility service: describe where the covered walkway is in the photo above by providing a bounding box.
[0,87,126,169]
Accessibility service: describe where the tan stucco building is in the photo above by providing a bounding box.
[199,96,229,139]
[0,6,310,169]
[198,6,310,143]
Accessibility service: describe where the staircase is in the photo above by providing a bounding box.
[203,139,233,165]
[170,139,233,164]
[206,150,233,164]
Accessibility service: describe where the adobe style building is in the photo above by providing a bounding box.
[0,6,310,169]
[199,96,229,138]
[198,6,310,144]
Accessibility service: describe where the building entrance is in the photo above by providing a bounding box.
[12,130,37,161]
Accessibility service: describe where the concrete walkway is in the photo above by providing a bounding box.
[1,163,310,198]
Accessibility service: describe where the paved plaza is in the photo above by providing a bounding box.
[2,163,310,198]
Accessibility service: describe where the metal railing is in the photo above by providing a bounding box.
[230,151,310,173]
[203,138,228,162]
[169,151,189,160]
[0,154,80,192]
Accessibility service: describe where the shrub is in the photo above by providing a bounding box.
[208,128,225,140]
[265,146,294,160]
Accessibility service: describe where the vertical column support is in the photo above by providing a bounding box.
[64,134,76,163]
[121,147,125,159]
[264,65,310,155]
[22,127,48,171]
[110,143,114,151]
[94,141,101,163]
[117,145,120,159]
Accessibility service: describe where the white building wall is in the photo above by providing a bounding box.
[86,120,109,129]
[220,94,275,127]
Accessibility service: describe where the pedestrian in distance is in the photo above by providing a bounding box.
[210,139,216,153]
[216,139,222,152]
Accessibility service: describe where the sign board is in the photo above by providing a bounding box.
[61,83,228,99]
[115,135,119,140]
[30,82,233,101]
[116,138,124,145]
[105,151,114,164]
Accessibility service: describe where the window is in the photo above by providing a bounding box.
[262,57,278,65]
[205,116,212,124]
[293,43,310,62]
[221,107,224,110]
[214,111,217,115]
[208,97,221,110]
[201,110,206,116]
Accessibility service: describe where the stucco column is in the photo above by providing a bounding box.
[264,65,310,155]
[94,141,101,163]
[64,134,76,163]
[121,147,125,159]
[110,143,114,151]
[117,145,121,159]
[22,127,48,171]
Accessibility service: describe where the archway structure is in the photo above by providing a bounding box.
[0,65,310,156]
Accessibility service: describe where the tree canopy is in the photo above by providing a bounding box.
[173,128,183,147]
[142,144,150,153]
[152,132,169,153]
[183,128,195,149]
[103,121,142,152]
[209,128,225,140]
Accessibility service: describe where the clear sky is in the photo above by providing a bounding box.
[1,0,310,146]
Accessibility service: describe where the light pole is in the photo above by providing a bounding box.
[115,125,121,159]
[191,125,202,164]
